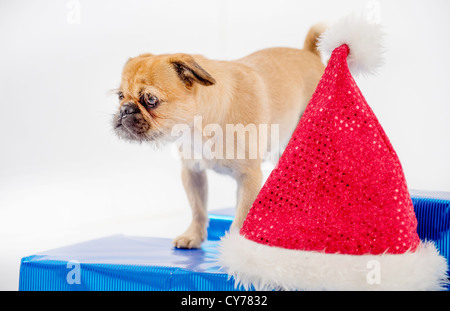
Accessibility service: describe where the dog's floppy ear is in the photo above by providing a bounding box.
[170,54,216,88]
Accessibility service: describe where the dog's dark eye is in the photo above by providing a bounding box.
[118,92,124,101]
[147,96,159,107]
[140,94,160,109]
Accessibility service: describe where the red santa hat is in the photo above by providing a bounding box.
[218,15,448,291]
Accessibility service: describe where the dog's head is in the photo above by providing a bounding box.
[113,53,216,143]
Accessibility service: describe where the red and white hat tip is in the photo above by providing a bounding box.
[318,14,386,76]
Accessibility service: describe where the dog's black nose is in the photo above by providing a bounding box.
[120,103,138,118]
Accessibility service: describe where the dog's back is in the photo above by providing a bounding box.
[237,24,326,153]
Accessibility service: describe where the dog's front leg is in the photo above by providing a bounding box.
[173,164,208,249]
[231,165,263,230]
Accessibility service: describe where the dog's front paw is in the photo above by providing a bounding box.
[173,233,204,249]
[174,220,207,249]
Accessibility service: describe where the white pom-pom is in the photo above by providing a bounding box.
[318,14,386,76]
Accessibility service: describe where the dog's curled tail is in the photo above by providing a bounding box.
[303,23,327,57]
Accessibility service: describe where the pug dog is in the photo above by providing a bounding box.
[113,24,326,249]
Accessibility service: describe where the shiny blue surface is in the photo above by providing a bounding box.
[19,192,450,291]
[19,236,240,291]
[207,208,234,241]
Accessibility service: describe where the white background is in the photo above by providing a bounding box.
[0,0,449,290]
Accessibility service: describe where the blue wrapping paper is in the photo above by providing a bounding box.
[410,190,450,271]
[206,208,234,241]
[19,236,238,291]
[19,191,449,291]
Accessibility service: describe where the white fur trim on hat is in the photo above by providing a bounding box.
[318,14,385,76]
[218,230,449,291]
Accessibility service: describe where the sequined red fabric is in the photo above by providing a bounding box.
[240,44,420,255]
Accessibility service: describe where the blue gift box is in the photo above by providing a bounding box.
[19,209,238,291]
[19,190,449,291]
